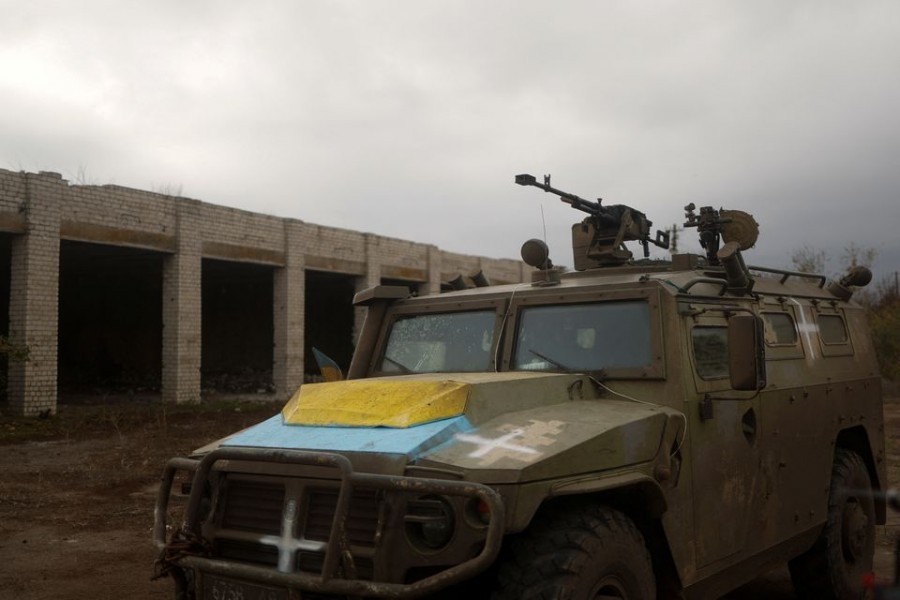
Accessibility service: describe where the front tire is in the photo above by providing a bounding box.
[789,448,875,600]
[492,502,655,600]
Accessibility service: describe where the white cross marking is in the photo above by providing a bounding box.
[455,429,540,458]
[789,298,817,361]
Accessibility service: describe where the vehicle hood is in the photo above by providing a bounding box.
[214,372,677,482]
[217,372,566,456]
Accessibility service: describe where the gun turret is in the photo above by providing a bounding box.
[515,173,670,270]
[683,203,759,267]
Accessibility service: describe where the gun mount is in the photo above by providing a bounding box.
[683,203,759,267]
[515,173,670,270]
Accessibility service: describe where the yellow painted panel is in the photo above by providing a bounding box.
[282,379,470,428]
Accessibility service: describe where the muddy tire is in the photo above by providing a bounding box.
[492,502,655,600]
[788,448,875,600]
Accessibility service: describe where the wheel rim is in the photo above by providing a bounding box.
[841,497,870,563]
[592,575,629,599]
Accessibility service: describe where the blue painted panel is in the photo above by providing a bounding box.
[222,414,472,458]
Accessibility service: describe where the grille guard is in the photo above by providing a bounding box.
[154,447,506,598]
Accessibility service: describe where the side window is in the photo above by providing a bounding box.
[817,312,854,357]
[818,314,848,344]
[691,326,729,380]
[761,312,798,346]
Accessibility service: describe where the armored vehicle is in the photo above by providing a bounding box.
[154,175,885,599]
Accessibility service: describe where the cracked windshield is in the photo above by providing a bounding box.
[512,301,652,373]
[379,310,496,373]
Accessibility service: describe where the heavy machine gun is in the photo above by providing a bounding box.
[515,173,670,269]
[683,203,759,267]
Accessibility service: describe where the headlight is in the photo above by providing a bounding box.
[464,497,492,527]
[404,495,455,551]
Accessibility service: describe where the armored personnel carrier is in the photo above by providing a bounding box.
[154,174,885,599]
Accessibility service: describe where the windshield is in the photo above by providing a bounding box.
[512,301,652,373]
[378,310,496,373]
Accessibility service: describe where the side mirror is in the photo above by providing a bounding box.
[728,314,766,391]
[312,347,344,382]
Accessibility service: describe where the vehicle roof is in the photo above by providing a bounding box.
[408,255,854,307]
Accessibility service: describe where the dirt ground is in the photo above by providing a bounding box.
[1,395,899,600]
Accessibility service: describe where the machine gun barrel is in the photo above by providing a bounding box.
[515,172,671,268]
[515,173,601,216]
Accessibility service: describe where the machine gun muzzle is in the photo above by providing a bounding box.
[515,173,604,217]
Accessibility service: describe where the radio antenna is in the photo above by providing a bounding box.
[541,204,547,245]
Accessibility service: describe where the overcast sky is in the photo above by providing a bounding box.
[2,1,898,281]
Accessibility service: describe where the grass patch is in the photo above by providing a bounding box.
[0,397,279,445]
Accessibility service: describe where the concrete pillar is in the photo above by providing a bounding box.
[421,245,443,296]
[6,172,63,416]
[273,220,305,398]
[162,199,202,403]
[354,234,381,343]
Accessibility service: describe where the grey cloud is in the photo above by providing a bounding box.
[1,0,898,280]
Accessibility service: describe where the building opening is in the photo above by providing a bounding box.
[304,270,356,380]
[201,259,274,395]
[58,241,164,397]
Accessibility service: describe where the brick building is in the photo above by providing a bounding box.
[0,170,526,416]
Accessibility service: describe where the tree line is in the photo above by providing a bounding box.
[793,244,899,382]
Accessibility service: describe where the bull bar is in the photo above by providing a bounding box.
[153,447,506,598]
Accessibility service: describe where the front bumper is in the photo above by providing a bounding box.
[154,447,505,598]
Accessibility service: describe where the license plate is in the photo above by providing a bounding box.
[201,574,290,600]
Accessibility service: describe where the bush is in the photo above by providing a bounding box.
[0,336,30,402]
[868,288,900,382]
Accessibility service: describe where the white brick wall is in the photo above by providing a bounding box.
[6,172,62,416]
[0,170,27,213]
[161,200,202,404]
[61,184,176,235]
[302,222,367,264]
[0,169,525,414]
[272,221,306,395]
[199,203,285,251]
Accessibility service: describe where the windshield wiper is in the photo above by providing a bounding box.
[528,348,571,371]
[526,349,611,382]
[382,354,413,373]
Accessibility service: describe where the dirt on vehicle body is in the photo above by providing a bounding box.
[154,175,885,599]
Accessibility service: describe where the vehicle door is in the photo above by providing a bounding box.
[756,299,836,550]
[685,304,763,568]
